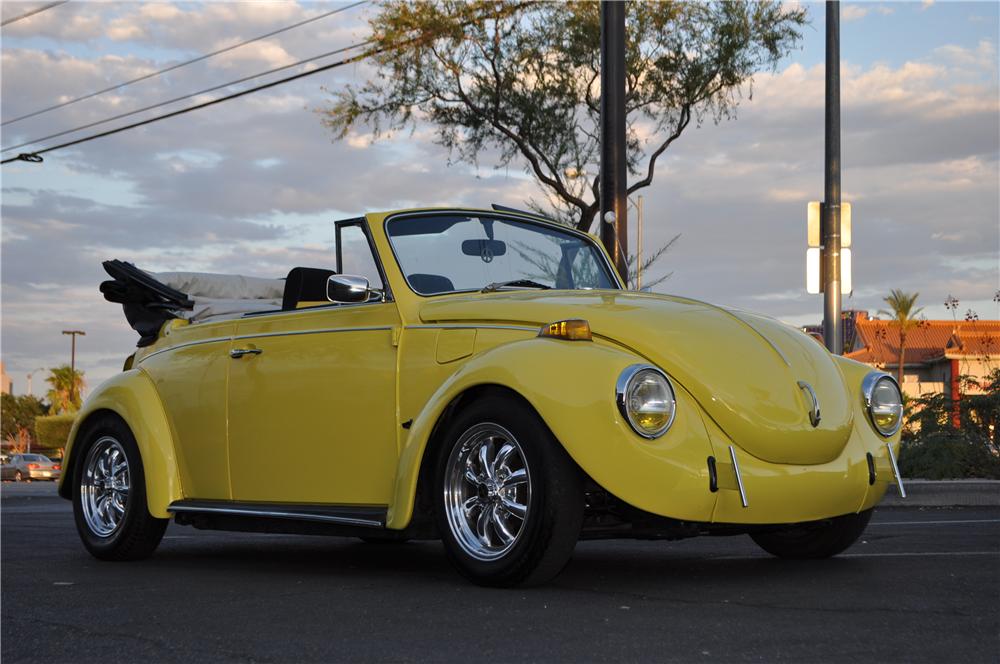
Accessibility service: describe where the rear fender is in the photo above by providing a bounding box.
[58,369,182,518]
[387,337,717,529]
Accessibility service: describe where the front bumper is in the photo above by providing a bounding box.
[702,413,901,525]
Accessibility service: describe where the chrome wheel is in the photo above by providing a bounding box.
[444,422,532,562]
[80,436,130,538]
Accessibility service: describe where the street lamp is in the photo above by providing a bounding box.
[26,367,44,396]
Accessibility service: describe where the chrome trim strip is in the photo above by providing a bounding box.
[240,299,391,320]
[729,445,749,508]
[167,504,384,527]
[233,326,393,342]
[406,323,539,332]
[885,442,907,498]
[137,336,231,363]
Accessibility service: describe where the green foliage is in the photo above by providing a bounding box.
[34,414,77,456]
[899,369,1000,479]
[321,1,806,232]
[45,365,85,415]
[1,393,48,442]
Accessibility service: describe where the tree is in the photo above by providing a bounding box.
[1,393,48,452]
[45,365,85,415]
[321,1,806,238]
[878,290,924,386]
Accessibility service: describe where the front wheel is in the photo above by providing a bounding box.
[72,416,167,561]
[434,394,583,587]
[750,510,873,559]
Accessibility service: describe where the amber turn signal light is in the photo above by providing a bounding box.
[538,319,592,341]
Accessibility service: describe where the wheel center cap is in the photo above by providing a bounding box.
[486,481,499,499]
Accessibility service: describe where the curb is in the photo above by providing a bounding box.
[880,479,1000,507]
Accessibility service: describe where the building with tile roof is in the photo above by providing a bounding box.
[845,316,1000,402]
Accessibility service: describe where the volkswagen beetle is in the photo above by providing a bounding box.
[59,206,905,586]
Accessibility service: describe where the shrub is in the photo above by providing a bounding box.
[34,414,77,457]
[899,369,999,479]
[899,431,1000,480]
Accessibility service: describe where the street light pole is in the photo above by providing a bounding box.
[26,367,44,396]
[599,0,628,281]
[61,330,85,404]
[822,1,843,354]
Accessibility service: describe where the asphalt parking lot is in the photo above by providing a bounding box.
[2,482,997,663]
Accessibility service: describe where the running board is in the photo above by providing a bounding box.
[167,500,386,528]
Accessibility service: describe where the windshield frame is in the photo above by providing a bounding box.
[383,210,623,298]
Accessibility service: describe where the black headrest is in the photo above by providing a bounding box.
[282,267,336,310]
[408,273,455,295]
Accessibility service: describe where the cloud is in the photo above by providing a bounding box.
[842,4,895,22]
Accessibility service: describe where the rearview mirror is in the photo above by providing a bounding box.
[327,275,371,303]
[461,239,507,261]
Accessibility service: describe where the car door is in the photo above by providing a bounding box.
[226,221,400,506]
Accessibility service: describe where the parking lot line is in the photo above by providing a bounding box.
[871,519,1000,526]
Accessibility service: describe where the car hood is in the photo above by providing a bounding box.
[419,290,853,465]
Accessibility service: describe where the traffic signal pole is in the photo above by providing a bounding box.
[600,0,628,281]
[823,1,843,354]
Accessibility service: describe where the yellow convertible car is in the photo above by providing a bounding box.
[59,206,905,586]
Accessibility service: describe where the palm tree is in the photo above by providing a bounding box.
[45,365,85,414]
[878,290,924,385]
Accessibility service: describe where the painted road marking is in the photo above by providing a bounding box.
[871,519,1000,526]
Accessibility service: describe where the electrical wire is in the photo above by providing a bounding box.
[1,0,367,126]
[1,2,530,166]
[1,1,67,27]
[2,41,370,154]
[1,45,380,165]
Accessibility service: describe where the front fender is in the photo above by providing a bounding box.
[387,337,718,529]
[58,369,182,518]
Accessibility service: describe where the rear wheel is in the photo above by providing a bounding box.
[434,394,583,587]
[72,416,167,561]
[750,510,873,559]
[14,471,23,482]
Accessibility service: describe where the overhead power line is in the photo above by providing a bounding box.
[1,0,68,27]
[1,45,379,165]
[2,41,370,154]
[1,0,367,127]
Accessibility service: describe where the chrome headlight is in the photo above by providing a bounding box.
[616,365,676,439]
[862,372,903,437]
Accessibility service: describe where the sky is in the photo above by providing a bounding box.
[1,0,998,398]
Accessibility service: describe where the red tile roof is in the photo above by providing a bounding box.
[846,319,1000,367]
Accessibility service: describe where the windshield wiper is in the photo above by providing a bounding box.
[481,279,551,293]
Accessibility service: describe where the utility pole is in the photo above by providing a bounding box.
[62,329,85,404]
[636,195,644,290]
[600,0,628,281]
[822,1,843,354]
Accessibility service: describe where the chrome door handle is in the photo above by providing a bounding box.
[230,348,262,359]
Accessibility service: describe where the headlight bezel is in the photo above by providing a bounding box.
[616,364,677,439]
[862,371,903,437]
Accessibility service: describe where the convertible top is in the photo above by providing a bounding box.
[101,260,283,346]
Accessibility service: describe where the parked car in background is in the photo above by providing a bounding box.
[7,454,61,481]
[59,206,905,586]
[1,454,12,481]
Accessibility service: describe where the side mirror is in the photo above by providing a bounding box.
[327,275,371,303]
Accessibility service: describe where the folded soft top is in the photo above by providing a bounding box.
[151,271,284,301]
[101,261,284,346]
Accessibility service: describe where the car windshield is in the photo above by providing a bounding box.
[386,213,618,295]
[24,455,48,462]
